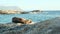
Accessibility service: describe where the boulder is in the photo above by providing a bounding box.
[12,17,32,24]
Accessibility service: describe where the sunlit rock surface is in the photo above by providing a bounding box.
[0,17,60,34]
[0,6,23,14]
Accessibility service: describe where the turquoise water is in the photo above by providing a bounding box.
[0,11,60,23]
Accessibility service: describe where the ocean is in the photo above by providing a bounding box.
[0,11,60,24]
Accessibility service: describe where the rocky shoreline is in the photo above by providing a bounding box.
[0,17,60,34]
[0,10,42,14]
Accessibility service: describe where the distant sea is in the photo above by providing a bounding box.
[0,11,60,24]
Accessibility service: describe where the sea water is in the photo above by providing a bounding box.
[0,11,60,24]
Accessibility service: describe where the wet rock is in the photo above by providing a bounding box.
[20,12,29,14]
[29,10,42,14]
[26,17,60,34]
[0,17,60,34]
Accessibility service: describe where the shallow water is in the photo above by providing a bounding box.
[0,11,60,23]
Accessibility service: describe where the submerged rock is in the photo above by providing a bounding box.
[0,17,60,34]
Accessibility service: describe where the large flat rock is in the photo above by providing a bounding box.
[0,17,60,34]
